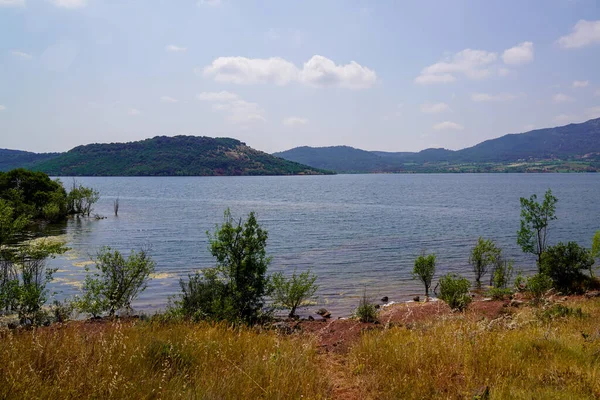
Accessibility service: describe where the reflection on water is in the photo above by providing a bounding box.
[45,173,600,316]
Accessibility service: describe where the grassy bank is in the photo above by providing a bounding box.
[2,297,600,399]
[0,320,329,399]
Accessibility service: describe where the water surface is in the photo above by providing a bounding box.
[47,174,600,316]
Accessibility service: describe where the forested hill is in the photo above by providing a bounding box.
[274,117,600,172]
[0,149,59,172]
[3,136,332,176]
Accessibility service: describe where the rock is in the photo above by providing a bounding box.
[308,315,314,321]
[374,304,380,309]
[510,299,524,308]
[482,297,492,302]
[272,322,293,334]
[381,296,389,302]
[413,296,420,302]
[585,291,600,299]
[316,308,331,318]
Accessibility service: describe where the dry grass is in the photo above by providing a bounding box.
[0,320,330,399]
[347,298,600,399]
[3,298,600,399]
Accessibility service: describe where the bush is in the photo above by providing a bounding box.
[486,287,513,300]
[438,273,471,311]
[491,258,514,288]
[271,269,318,318]
[412,252,436,297]
[354,290,377,323]
[469,237,501,286]
[172,268,235,322]
[77,247,155,317]
[171,210,272,324]
[525,273,553,303]
[67,180,100,217]
[540,242,595,293]
[538,304,586,322]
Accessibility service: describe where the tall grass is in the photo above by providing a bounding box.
[348,299,600,399]
[0,320,330,399]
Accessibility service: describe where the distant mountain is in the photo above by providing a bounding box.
[4,136,332,176]
[272,146,397,173]
[0,149,59,172]
[275,117,600,172]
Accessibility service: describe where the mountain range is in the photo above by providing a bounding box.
[0,136,330,176]
[2,117,599,175]
[273,117,600,173]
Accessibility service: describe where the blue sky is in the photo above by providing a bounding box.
[1,0,599,153]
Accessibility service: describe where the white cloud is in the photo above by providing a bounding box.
[552,93,574,103]
[197,0,221,6]
[197,92,265,124]
[554,114,580,124]
[48,0,87,8]
[166,45,187,53]
[197,91,239,101]
[0,0,25,6]
[471,92,522,102]
[415,48,497,84]
[502,41,534,65]
[557,20,600,49]
[201,55,377,89]
[300,55,377,89]
[420,102,450,114]
[572,80,589,88]
[432,121,464,131]
[586,106,600,119]
[282,117,309,126]
[213,100,266,124]
[523,124,535,131]
[128,108,141,116]
[11,50,32,59]
[160,96,178,103]
[0,105,6,111]
[498,68,510,77]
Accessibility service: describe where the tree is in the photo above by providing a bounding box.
[540,241,594,294]
[469,237,501,286]
[517,189,558,267]
[591,230,600,277]
[207,209,272,324]
[77,247,155,317]
[412,252,436,297]
[271,269,318,318]
[67,180,100,217]
[438,273,471,311]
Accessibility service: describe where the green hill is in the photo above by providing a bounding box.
[0,149,59,172]
[275,117,600,172]
[9,136,332,176]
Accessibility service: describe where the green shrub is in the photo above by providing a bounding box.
[491,258,514,288]
[438,273,471,311]
[77,247,155,317]
[525,273,553,303]
[540,242,594,294]
[172,268,236,322]
[412,252,436,297]
[486,287,513,300]
[271,269,318,318]
[469,237,501,286]
[538,304,586,321]
[354,291,377,323]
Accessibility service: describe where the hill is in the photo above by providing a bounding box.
[10,136,331,176]
[275,117,600,172]
[0,149,59,172]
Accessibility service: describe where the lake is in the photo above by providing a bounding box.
[46,173,600,316]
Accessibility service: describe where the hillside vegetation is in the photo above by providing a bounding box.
[275,117,600,173]
[14,136,331,176]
